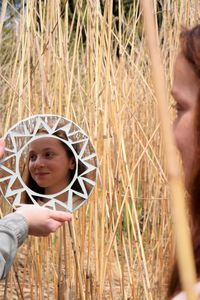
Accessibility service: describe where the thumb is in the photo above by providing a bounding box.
[49,210,72,222]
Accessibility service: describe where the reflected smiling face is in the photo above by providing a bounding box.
[28,137,75,194]
[172,53,199,187]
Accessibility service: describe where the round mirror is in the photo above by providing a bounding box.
[0,115,98,212]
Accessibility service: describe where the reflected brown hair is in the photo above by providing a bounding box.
[168,25,200,298]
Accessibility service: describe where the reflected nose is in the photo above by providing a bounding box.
[33,156,45,168]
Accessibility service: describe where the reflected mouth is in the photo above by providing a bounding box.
[34,173,50,176]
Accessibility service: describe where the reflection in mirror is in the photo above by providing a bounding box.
[20,135,76,203]
[0,115,98,212]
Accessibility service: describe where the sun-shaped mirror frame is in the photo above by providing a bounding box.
[0,115,98,212]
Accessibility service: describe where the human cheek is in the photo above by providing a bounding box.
[172,118,181,150]
[172,116,188,164]
[29,161,33,172]
[174,114,195,171]
[29,162,35,177]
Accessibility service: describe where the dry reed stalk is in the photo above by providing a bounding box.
[68,220,85,300]
[141,1,197,300]
[57,229,63,299]
[0,0,8,46]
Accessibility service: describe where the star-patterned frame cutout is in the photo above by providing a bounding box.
[0,115,98,212]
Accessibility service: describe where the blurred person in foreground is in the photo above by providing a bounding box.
[0,138,72,279]
[169,25,200,299]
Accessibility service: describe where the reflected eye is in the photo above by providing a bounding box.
[29,154,37,162]
[45,151,55,159]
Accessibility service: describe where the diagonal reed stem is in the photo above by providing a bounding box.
[68,221,85,300]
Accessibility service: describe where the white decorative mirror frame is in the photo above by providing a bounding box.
[0,115,98,212]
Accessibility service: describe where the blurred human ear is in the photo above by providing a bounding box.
[69,157,76,170]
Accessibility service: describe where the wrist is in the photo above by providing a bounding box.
[2,213,29,246]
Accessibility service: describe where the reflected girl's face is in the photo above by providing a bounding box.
[28,137,75,194]
[172,53,199,187]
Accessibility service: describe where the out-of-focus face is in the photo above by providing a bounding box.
[172,53,199,187]
[28,137,75,194]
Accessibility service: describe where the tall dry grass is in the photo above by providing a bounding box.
[0,1,198,299]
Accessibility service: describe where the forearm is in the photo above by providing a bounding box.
[0,213,28,279]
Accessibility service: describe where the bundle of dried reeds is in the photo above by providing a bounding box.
[0,1,197,299]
